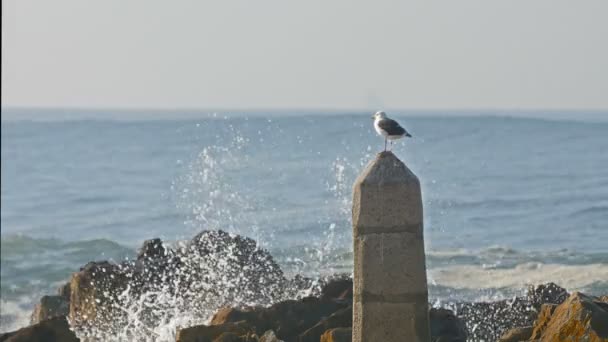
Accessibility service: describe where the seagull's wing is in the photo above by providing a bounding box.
[378,118,407,136]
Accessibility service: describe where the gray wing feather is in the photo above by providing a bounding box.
[378,119,407,136]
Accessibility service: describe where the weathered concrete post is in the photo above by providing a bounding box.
[352,151,430,342]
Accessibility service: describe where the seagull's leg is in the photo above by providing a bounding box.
[390,140,393,151]
[384,138,387,151]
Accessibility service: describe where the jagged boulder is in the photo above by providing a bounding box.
[320,277,352,302]
[30,295,70,324]
[64,230,290,337]
[210,296,348,341]
[498,326,533,342]
[429,308,467,342]
[0,317,79,342]
[529,303,558,340]
[527,282,569,310]
[176,321,254,342]
[298,306,352,342]
[320,328,351,342]
[531,292,608,341]
[259,330,283,342]
[68,261,131,330]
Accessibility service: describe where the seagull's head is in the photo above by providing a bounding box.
[372,111,387,120]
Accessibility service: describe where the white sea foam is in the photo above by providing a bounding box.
[429,262,608,291]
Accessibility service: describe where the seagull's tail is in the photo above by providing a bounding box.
[405,132,412,138]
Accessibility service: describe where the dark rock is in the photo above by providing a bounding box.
[65,230,289,336]
[0,316,79,342]
[320,277,352,302]
[137,238,167,261]
[30,295,70,324]
[57,282,71,301]
[532,292,608,341]
[211,296,348,341]
[429,308,467,342]
[527,282,569,310]
[176,321,254,342]
[259,330,284,342]
[455,297,535,341]
[298,306,352,342]
[320,328,351,342]
[498,326,533,342]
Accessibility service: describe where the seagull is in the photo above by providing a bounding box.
[372,111,412,151]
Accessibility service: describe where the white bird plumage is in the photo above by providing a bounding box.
[372,111,412,151]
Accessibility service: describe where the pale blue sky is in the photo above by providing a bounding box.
[2,0,607,110]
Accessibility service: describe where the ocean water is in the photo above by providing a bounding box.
[1,111,608,333]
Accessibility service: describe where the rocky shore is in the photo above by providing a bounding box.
[1,230,606,342]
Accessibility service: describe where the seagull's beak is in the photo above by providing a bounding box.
[371,115,375,119]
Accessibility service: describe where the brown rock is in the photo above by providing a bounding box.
[0,316,79,342]
[68,261,130,329]
[210,296,347,341]
[30,295,70,324]
[498,326,533,342]
[320,328,351,342]
[176,321,253,342]
[530,304,558,340]
[536,292,608,341]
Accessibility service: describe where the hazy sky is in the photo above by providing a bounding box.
[2,1,607,110]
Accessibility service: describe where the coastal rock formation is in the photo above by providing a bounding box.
[65,230,289,337]
[456,283,569,341]
[68,261,131,331]
[320,328,351,342]
[176,321,254,342]
[500,291,608,341]
[30,295,70,325]
[0,317,78,342]
[498,326,534,342]
[209,296,348,341]
[530,292,608,341]
[429,308,467,342]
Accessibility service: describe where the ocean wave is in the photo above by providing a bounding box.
[428,262,608,295]
[570,205,608,218]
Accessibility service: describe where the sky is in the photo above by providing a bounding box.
[2,0,608,111]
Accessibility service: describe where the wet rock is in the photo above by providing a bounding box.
[498,326,533,342]
[0,316,79,342]
[182,230,287,306]
[527,282,569,310]
[30,295,70,324]
[298,306,352,342]
[320,328,351,342]
[176,321,253,342]
[320,277,352,302]
[529,303,558,340]
[211,296,348,341]
[137,238,167,261]
[429,308,467,342]
[68,261,130,330]
[532,292,608,341]
[455,297,535,341]
[259,330,284,342]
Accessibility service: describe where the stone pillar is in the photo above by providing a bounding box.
[352,151,430,342]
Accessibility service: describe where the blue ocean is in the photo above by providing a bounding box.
[1,110,607,333]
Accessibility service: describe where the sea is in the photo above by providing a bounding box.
[1,109,608,334]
